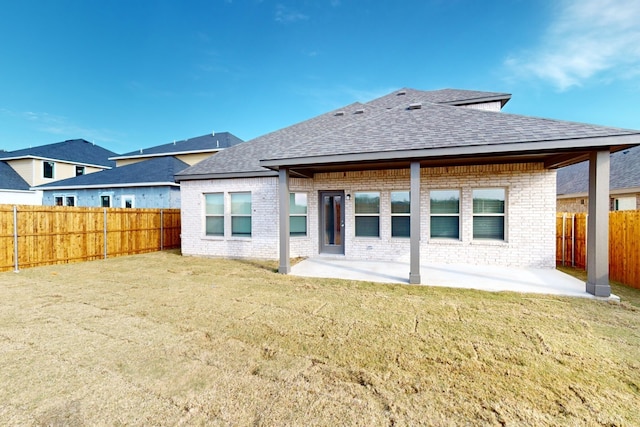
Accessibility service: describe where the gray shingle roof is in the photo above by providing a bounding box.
[176,87,640,180]
[113,132,244,159]
[0,139,117,167]
[35,156,189,189]
[557,145,640,195]
[0,161,30,190]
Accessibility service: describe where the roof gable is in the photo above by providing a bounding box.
[35,156,189,189]
[0,139,117,168]
[0,161,30,190]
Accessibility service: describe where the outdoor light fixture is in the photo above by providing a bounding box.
[346,194,351,200]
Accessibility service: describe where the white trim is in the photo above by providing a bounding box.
[0,155,112,169]
[31,181,180,190]
[121,195,135,208]
[109,148,222,161]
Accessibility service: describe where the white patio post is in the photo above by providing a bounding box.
[278,168,291,274]
[586,150,610,297]
[410,161,421,284]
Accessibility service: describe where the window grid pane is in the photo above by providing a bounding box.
[355,217,380,237]
[205,193,224,215]
[430,190,460,239]
[431,216,460,239]
[355,192,380,214]
[391,216,410,238]
[231,192,252,237]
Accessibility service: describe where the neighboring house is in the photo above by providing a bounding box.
[175,88,640,297]
[34,133,243,208]
[0,139,116,205]
[109,132,244,167]
[36,156,188,208]
[557,145,640,212]
[0,160,41,204]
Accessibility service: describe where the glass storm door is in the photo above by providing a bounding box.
[319,191,345,254]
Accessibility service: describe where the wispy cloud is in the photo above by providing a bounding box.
[275,4,309,23]
[505,0,640,90]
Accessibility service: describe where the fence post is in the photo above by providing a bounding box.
[571,214,576,267]
[561,213,566,266]
[13,205,19,273]
[103,208,108,259]
[160,209,164,250]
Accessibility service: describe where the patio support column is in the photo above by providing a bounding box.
[586,150,610,297]
[409,161,421,284]
[278,168,291,274]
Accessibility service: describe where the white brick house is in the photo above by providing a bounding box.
[177,88,640,298]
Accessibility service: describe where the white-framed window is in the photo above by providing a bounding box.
[391,191,410,238]
[205,193,224,236]
[612,196,636,211]
[473,188,506,240]
[76,166,85,176]
[43,161,55,179]
[355,192,380,237]
[122,195,135,208]
[290,192,307,237]
[100,195,111,207]
[230,192,252,237]
[54,195,76,206]
[430,190,460,239]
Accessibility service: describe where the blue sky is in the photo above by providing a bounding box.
[1,0,639,154]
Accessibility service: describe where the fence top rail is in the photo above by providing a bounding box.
[0,204,180,214]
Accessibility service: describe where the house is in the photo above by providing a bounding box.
[557,145,640,211]
[35,133,243,208]
[0,139,117,205]
[175,88,640,298]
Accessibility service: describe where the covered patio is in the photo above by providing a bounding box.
[291,257,620,300]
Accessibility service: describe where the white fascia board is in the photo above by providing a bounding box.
[1,155,112,169]
[109,149,221,161]
[32,182,180,190]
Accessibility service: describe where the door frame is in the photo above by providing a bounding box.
[318,190,345,255]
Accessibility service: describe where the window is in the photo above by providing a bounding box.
[612,196,636,211]
[54,196,63,206]
[122,195,135,208]
[76,166,85,176]
[473,188,505,240]
[391,191,410,238]
[355,192,380,237]
[430,190,460,239]
[43,161,54,179]
[205,193,224,236]
[100,195,111,208]
[231,192,251,237]
[290,192,307,237]
[65,196,76,207]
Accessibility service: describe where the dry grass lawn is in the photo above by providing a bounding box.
[1,250,639,426]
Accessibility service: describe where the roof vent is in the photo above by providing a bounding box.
[408,102,422,110]
[139,148,143,154]
[354,108,365,114]
[334,111,345,116]
[397,90,407,96]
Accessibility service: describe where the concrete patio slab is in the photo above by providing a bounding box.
[291,257,619,300]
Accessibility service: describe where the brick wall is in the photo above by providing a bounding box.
[180,162,556,268]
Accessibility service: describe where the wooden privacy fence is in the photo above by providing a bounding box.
[557,211,640,289]
[0,205,181,272]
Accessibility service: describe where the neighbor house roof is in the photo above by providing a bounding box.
[110,132,244,161]
[0,161,31,190]
[557,145,640,196]
[34,156,189,190]
[176,88,640,181]
[0,139,117,168]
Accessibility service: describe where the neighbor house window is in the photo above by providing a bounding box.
[205,193,224,236]
[43,161,54,179]
[231,192,251,237]
[122,195,135,208]
[54,196,63,206]
[391,191,410,238]
[473,188,505,240]
[65,196,76,207]
[290,192,307,237]
[100,195,111,208]
[76,166,85,176]
[430,190,460,239]
[355,192,380,237]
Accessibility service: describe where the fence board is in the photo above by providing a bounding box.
[557,211,640,290]
[0,205,181,272]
